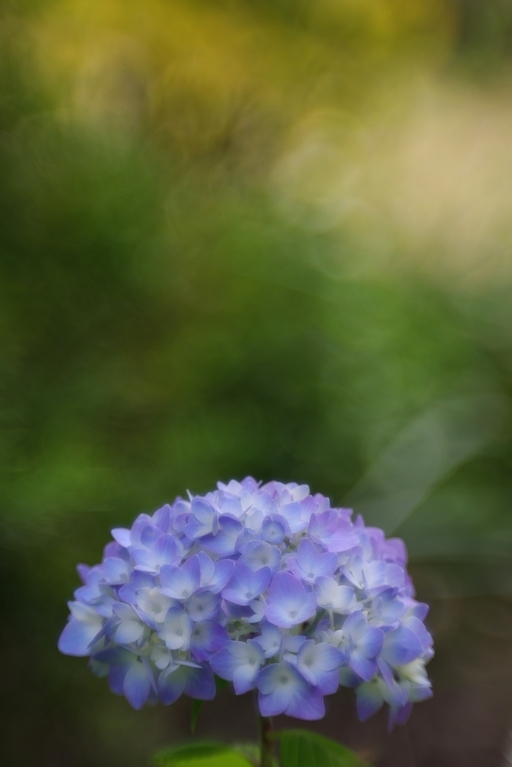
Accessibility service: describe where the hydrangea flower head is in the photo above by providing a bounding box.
[59,478,433,727]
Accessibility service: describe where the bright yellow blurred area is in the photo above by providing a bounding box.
[20,0,512,281]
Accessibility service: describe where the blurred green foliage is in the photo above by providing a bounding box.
[2,1,512,766]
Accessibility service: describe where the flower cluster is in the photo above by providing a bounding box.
[59,478,433,726]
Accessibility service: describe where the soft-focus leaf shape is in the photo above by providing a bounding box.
[190,699,204,733]
[279,730,369,767]
[153,741,253,767]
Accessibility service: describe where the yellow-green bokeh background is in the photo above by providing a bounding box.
[2,1,512,765]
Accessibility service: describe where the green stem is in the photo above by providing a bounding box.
[259,716,275,767]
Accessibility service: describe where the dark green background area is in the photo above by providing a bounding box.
[2,2,512,766]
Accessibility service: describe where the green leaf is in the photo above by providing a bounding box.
[279,730,370,767]
[153,741,254,767]
[214,675,231,691]
[190,699,205,733]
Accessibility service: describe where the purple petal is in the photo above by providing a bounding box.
[349,653,377,682]
[208,560,235,593]
[253,623,283,658]
[265,590,316,629]
[197,551,215,584]
[118,571,155,604]
[383,626,423,667]
[309,511,359,552]
[152,504,171,531]
[258,687,291,717]
[241,541,281,572]
[191,497,216,523]
[256,663,295,715]
[58,618,102,656]
[389,702,412,730]
[296,538,336,579]
[223,564,271,606]
[356,682,384,721]
[233,663,260,694]
[405,616,433,651]
[154,535,182,567]
[131,548,156,571]
[102,557,129,585]
[158,666,187,705]
[210,640,263,682]
[343,611,367,642]
[298,641,344,675]
[201,516,243,556]
[111,528,132,548]
[190,621,228,661]
[377,658,394,690]
[358,626,384,659]
[286,685,325,720]
[107,663,126,695]
[266,572,306,612]
[160,565,197,600]
[256,662,324,720]
[261,518,285,544]
[219,498,244,518]
[185,591,219,622]
[115,620,144,645]
[183,665,216,700]
[140,525,161,548]
[76,563,91,582]
[123,660,152,709]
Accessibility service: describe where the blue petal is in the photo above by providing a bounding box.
[123,660,152,709]
[297,641,343,686]
[154,535,182,566]
[58,619,102,656]
[115,619,144,645]
[315,668,340,695]
[210,640,262,681]
[261,519,285,544]
[160,561,199,600]
[383,626,423,666]
[103,557,129,585]
[356,682,383,721]
[209,644,238,681]
[183,665,216,700]
[343,610,367,641]
[208,559,235,593]
[108,664,126,695]
[257,663,323,719]
[258,689,289,717]
[266,572,306,612]
[349,653,376,682]
[131,548,156,571]
[241,541,281,572]
[190,621,228,661]
[201,516,243,556]
[286,684,325,720]
[265,589,316,628]
[152,504,171,531]
[191,497,216,523]
[197,552,215,584]
[141,525,161,548]
[118,571,155,604]
[358,626,384,659]
[111,528,132,547]
[223,564,271,606]
[158,666,187,705]
[233,662,260,695]
[388,702,412,730]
